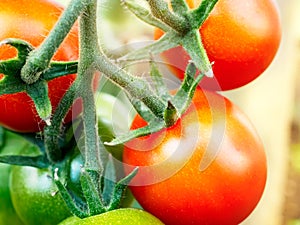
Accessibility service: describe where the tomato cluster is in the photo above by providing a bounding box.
[0,0,281,225]
[123,0,281,224]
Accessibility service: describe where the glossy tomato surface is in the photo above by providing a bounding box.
[0,131,28,225]
[10,165,72,225]
[9,165,72,225]
[155,0,281,90]
[123,88,267,225]
[58,208,164,225]
[0,0,79,132]
[9,145,72,225]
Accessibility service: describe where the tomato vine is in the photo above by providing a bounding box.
[0,0,281,224]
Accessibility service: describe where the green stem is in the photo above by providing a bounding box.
[171,0,189,14]
[92,23,168,118]
[43,0,96,164]
[78,0,102,174]
[81,0,168,120]
[95,54,166,119]
[122,0,170,32]
[20,0,92,84]
[44,82,78,162]
[42,0,166,163]
[182,30,213,77]
[81,81,101,171]
[148,0,188,33]
[190,0,219,29]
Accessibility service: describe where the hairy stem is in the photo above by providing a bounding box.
[20,0,92,84]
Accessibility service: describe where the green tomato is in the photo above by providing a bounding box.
[58,208,164,225]
[0,131,26,225]
[9,147,71,225]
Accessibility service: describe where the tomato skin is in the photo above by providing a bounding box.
[0,131,28,225]
[58,208,164,225]
[9,145,73,225]
[9,164,72,225]
[123,88,267,225]
[155,0,281,90]
[0,0,79,132]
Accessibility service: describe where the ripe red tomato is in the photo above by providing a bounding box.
[0,0,79,132]
[123,88,267,225]
[155,0,281,90]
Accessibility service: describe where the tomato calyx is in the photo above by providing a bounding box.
[0,38,78,126]
[52,120,139,218]
[49,113,140,219]
[120,0,217,78]
[54,164,138,218]
[106,61,202,146]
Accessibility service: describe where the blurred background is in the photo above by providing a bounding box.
[60,0,300,224]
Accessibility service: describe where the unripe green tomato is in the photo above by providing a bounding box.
[58,208,164,225]
[9,147,71,225]
[0,131,26,225]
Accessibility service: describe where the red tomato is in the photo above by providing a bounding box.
[0,0,80,132]
[154,0,281,90]
[123,88,267,225]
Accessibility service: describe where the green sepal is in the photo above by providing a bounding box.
[130,98,157,122]
[105,119,165,146]
[122,0,216,78]
[122,0,170,32]
[149,60,171,102]
[42,61,78,81]
[19,133,45,151]
[106,167,138,211]
[102,154,117,206]
[26,80,52,124]
[0,136,49,168]
[0,154,49,168]
[53,164,138,218]
[172,62,204,116]
[190,0,219,29]
[164,100,178,127]
[0,61,77,95]
[171,62,197,112]
[0,39,34,94]
[53,168,89,219]
[121,31,180,62]
[147,0,187,33]
[182,29,213,77]
[117,95,166,143]
[0,38,34,62]
[0,38,79,126]
[0,74,25,95]
[80,168,106,215]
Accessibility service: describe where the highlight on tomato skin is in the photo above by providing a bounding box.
[0,0,80,133]
[154,0,282,91]
[123,88,267,225]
